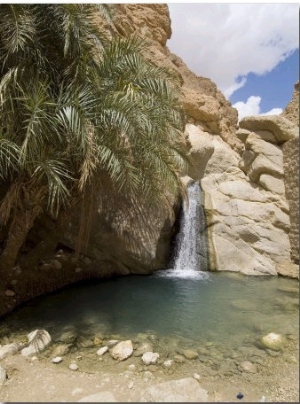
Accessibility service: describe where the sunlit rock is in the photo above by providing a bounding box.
[163,359,174,368]
[261,332,286,351]
[69,363,79,371]
[97,346,108,356]
[52,356,63,364]
[142,351,160,365]
[21,329,51,356]
[110,340,133,361]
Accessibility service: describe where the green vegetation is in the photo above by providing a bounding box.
[0,4,186,272]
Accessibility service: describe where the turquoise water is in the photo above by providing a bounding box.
[1,271,298,355]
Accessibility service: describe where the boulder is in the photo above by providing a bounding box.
[261,332,286,351]
[141,351,160,365]
[239,115,298,143]
[21,329,51,356]
[182,349,198,360]
[110,340,133,361]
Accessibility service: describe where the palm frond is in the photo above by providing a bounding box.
[33,159,73,216]
[0,138,20,181]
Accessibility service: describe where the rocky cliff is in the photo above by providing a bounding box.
[88,4,299,277]
[59,4,298,278]
[4,4,298,280]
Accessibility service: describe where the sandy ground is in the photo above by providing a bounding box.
[0,346,299,403]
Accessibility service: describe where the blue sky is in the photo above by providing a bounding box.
[167,3,299,120]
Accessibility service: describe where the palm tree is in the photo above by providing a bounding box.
[0,4,186,273]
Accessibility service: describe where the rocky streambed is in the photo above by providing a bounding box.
[0,325,299,402]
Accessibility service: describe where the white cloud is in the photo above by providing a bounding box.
[233,96,283,121]
[167,4,299,97]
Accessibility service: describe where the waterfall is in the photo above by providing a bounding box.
[160,181,209,279]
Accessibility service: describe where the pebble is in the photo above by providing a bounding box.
[183,349,198,360]
[238,361,258,373]
[163,360,174,368]
[193,373,200,380]
[52,356,63,363]
[128,381,134,389]
[69,363,79,371]
[97,346,108,356]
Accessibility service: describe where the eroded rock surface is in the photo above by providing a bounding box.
[186,120,293,275]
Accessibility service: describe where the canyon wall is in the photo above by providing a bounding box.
[92,4,299,277]
[23,5,300,278]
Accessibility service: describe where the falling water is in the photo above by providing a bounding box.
[160,181,209,279]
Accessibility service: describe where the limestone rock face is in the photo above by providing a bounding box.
[111,4,240,153]
[280,83,299,265]
[282,136,299,264]
[240,113,299,267]
[21,6,298,279]
[62,186,179,274]
[113,4,171,46]
[185,120,292,276]
[239,115,298,144]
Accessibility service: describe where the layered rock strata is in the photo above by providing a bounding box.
[186,117,296,276]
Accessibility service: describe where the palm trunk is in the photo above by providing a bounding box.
[0,206,41,273]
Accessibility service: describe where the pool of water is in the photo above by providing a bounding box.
[1,271,298,358]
